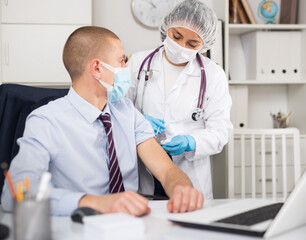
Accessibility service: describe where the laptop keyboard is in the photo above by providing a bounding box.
[215,202,284,226]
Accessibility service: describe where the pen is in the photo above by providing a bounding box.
[24,176,30,191]
[16,182,24,202]
[284,112,292,119]
[36,172,52,201]
[3,170,16,199]
[24,176,31,200]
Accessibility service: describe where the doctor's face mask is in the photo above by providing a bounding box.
[96,61,131,102]
[163,35,199,64]
[163,27,203,64]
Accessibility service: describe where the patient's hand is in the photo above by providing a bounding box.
[79,191,151,216]
[167,185,204,213]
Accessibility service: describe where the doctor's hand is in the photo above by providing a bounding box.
[167,185,204,213]
[162,135,196,156]
[144,114,165,135]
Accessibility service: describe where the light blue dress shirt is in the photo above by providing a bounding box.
[1,87,154,216]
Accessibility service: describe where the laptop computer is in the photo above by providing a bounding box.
[168,171,306,238]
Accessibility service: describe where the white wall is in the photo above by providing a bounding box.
[93,0,161,56]
[92,0,215,56]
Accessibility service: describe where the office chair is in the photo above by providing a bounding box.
[228,128,301,199]
[0,83,69,199]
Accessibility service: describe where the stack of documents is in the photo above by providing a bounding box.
[83,213,145,240]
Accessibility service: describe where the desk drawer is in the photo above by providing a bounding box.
[233,137,299,167]
[233,166,295,196]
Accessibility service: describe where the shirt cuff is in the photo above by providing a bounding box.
[51,191,86,216]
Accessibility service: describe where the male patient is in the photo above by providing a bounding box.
[1,26,204,216]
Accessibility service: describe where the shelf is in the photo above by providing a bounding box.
[229,80,306,85]
[228,24,306,35]
[4,82,71,89]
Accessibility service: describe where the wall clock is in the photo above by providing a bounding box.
[131,0,175,28]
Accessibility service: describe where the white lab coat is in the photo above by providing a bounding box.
[127,47,233,199]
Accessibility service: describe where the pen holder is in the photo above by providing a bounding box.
[13,199,51,240]
[273,118,288,128]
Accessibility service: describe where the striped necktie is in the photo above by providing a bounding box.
[99,113,125,193]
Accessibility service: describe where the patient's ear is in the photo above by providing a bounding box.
[91,59,102,79]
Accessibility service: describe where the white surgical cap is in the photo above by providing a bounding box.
[160,0,218,52]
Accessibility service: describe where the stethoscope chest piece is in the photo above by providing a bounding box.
[144,70,153,80]
[192,108,203,121]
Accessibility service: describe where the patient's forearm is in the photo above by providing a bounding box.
[163,166,193,197]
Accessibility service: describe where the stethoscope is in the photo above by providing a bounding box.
[136,45,207,121]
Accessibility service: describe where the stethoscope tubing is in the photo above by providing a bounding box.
[196,53,206,110]
[137,46,206,121]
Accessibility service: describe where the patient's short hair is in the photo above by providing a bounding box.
[63,26,119,81]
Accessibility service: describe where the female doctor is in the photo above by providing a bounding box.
[127,0,233,199]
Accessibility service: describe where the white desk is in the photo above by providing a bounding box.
[1,199,306,240]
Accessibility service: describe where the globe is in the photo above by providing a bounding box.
[258,0,278,24]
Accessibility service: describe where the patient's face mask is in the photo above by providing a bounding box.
[163,36,199,64]
[97,61,131,102]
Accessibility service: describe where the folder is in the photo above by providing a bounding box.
[241,31,301,82]
[229,85,248,129]
[207,20,223,68]
[285,32,301,81]
[279,0,298,24]
[240,0,257,24]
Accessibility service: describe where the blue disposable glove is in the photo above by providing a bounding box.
[144,114,165,135]
[162,135,196,156]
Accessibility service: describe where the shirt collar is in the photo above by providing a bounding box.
[67,87,109,124]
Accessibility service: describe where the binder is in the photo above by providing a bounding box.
[262,33,279,81]
[207,20,223,68]
[230,0,239,24]
[237,0,250,24]
[279,0,298,24]
[229,34,247,80]
[241,31,301,82]
[285,32,301,81]
[240,0,256,24]
[229,85,248,128]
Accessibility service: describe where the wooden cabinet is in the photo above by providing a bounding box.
[0,0,92,85]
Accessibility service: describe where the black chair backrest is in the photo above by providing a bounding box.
[0,84,69,198]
